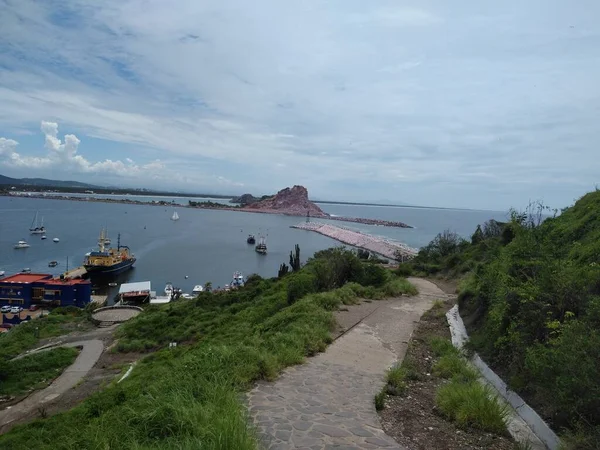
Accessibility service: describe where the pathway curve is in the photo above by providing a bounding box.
[0,339,104,431]
[247,278,449,449]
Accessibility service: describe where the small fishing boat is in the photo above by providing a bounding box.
[41,235,47,240]
[247,234,256,244]
[165,282,174,297]
[53,238,60,243]
[21,268,31,273]
[14,240,30,249]
[0,271,5,277]
[171,211,179,221]
[48,261,58,267]
[255,235,267,254]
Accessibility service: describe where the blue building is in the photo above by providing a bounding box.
[0,273,92,308]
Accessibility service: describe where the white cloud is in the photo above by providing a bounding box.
[0,121,165,177]
[0,1,599,207]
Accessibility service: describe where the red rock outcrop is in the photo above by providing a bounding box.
[245,185,329,217]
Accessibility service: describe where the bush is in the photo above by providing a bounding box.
[361,263,388,287]
[395,263,413,277]
[286,273,317,305]
[385,364,408,395]
[374,390,386,411]
[436,380,509,434]
[428,336,460,357]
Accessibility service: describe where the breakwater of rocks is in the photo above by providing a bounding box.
[328,216,412,228]
[292,222,418,260]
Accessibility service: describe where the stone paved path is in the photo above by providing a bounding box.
[0,339,104,432]
[247,278,449,449]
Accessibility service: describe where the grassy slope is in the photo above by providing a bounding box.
[407,190,600,448]
[0,307,89,362]
[0,347,79,396]
[0,252,415,449]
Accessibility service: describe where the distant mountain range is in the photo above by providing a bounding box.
[0,174,99,189]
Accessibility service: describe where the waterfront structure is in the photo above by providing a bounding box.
[0,273,92,308]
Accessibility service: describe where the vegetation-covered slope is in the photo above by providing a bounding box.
[0,248,414,450]
[407,191,600,449]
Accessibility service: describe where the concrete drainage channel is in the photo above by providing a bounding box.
[446,305,561,450]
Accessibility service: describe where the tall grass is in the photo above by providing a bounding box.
[436,380,509,434]
[0,347,79,396]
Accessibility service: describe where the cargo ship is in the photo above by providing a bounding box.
[83,229,136,277]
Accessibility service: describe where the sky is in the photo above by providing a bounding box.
[0,0,599,210]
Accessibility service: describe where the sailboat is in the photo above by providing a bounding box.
[29,211,46,234]
[171,210,179,221]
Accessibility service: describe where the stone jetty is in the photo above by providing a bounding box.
[292,222,418,260]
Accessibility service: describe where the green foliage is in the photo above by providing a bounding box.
[286,272,317,305]
[374,390,386,411]
[278,263,289,278]
[360,263,388,287]
[0,311,86,362]
[289,244,301,271]
[436,380,509,434]
[0,247,407,450]
[307,247,364,290]
[432,354,479,383]
[428,336,460,357]
[415,191,600,441]
[0,347,79,396]
[395,263,413,277]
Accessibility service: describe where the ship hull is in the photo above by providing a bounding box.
[84,258,136,277]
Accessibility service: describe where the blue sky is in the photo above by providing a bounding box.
[0,0,599,209]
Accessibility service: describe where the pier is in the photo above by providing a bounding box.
[291,222,418,260]
[62,266,87,279]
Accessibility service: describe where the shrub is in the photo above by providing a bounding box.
[374,390,386,411]
[395,263,413,277]
[436,380,509,434]
[361,263,388,287]
[286,273,317,305]
[381,278,418,297]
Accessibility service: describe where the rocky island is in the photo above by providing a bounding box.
[243,185,329,218]
[236,185,412,228]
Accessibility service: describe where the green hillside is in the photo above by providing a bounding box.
[407,190,600,449]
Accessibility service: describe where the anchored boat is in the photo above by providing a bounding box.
[255,235,267,254]
[83,228,136,277]
[29,211,46,234]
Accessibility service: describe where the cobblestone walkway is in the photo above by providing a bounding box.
[247,278,447,450]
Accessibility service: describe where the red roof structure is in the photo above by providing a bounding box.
[0,273,52,284]
[45,278,90,286]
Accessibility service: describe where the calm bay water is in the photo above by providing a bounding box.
[0,196,507,297]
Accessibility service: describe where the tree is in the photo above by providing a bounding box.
[204,281,212,292]
[289,244,301,271]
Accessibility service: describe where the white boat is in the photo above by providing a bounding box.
[41,235,47,240]
[29,211,46,234]
[53,238,60,242]
[0,271,5,277]
[232,272,244,288]
[14,240,30,249]
[192,285,204,295]
[165,282,174,297]
[21,268,31,273]
[171,211,179,221]
[180,293,194,299]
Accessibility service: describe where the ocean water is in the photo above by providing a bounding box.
[0,196,508,297]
